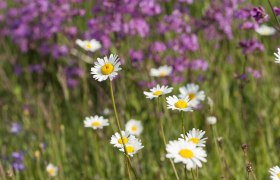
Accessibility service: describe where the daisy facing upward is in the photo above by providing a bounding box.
[179,83,205,107]
[269,166,280,180]
[91,54,122,82]
[76,39,101,52]
[83,115,109,130]
[125,119,143,136]
[144,84,173,99]
[150,65,172,77]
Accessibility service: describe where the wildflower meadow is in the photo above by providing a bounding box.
[1,0,280,179]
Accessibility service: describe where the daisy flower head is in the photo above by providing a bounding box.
[179,83,205,107]
[255,24,276,36]
[274,48,280,64]
[166,140,207,170]
[150,65,172,77]
[84,115,109,130]
[269,166,280,180]
[166,95,195,112]
[110,131,136,148]
[179,128,208,147]
[76,39,101,52]
[46,163,58,177]
[125,119,143,136]
[144,84,173,99]
[119,138,144,157]
[91,54,122,82]
[206,116,217,125]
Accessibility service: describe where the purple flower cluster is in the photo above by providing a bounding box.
[1,0,84,57]
[65,65,83,88]
[11,152,24,171]
[239,39,264,55]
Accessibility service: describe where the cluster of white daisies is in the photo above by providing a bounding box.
[166,129,207,170]
[83,115,144,156]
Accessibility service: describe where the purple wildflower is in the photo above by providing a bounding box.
[11,152,24,171]
[251,6,269,23]
[10,123,22,135]
[274,7,280,16]
[239,39,264,54]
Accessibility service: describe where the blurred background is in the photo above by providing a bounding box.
[1,0,280,179]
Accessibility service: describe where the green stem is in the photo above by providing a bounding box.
[109,80,135,179]
[191,169,196,180]
[157,98,180,180]
[181,112,186,140]
[267,0,280,30]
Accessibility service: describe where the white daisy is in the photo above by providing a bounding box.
[166,95,195,112]
[119,138,144,157]
[166,140,207,170]
[206,116,217,125]
[255,24,276,36]
[150,65,172,77]
[91,54,122,82]
[269,166,280,180]
[274,48,280,64]
[110,131,136,148]
[179,83,205,107]
[144,84,173,99]
[179,128,207,147]
[46,163,58,177]
[125,119,143,136]
[76,39,101,52]
[84,115,109,130]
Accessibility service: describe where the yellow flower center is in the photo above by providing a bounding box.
[188,93,196,100]
[48,168,55,175]
[153,90,163,96]
[189,138,199,144]
[179,149,194,159]
[101,63,114,75]
[175,100,188,109]
[159,72,167,77]
[278,173,280,178]
[126,145,135,153]
[131,126,137,132]
[91,121,101,127]
[118,137,128,144]
[86,43,92,49]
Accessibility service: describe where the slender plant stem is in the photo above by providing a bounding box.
[191,169,196,180]
[126,159,132,180]
[157,98,180,180]
[181,112,186,140]
[267,0,280,30]
[109,80,135,179]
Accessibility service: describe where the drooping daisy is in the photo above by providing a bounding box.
[166,140,207,170]
[91,54,122,82]
[206,116,217,125]
[46,163,58,177]
[269,166,280,180]
[110,131,136,148]
[179,128,207,147]
[119,138,144,157]
[144,84,173,99]
[179,83,205,107]
[84,115,109,130]
[76,39,101,52]
[166,95,195,112]
[150,65,172,77]
[255,24,276,36]
[274,48,280,64]
[125,119,143,136]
